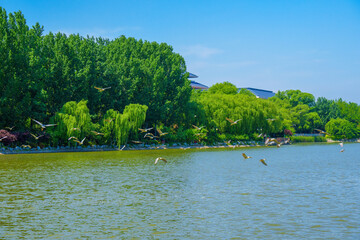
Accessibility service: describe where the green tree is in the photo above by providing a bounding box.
[325,118,360,139]
[52,100,92,145]
[208,82,238,95]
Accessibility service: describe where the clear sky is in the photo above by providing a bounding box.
[1,0,360,103]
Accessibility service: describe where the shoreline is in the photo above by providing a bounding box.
[0,140,274,155]
[1,139,358,155]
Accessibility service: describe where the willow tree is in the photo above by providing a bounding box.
[114,104,148,147]
[51,100,92,145]
[100,109,118,145]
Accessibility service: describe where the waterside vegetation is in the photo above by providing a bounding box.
[1,8,360,150]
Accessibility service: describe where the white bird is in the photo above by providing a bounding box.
[0,136,8,141]
[192,125,204,130]
[32,119,57,130]
[339,142,344,148]
[30,133,44,140]
[91,131,104,136]
[157,128,168,136]
[68,136,77,141]
[120,145,126,151]
[315,129,329,135]
[94,86,111,92]
[260,159,268,166]
[75,137,86,145]
[154,157,167,164]
[226,117,242,125]
[265,138,281,147]
[138,127,153,133]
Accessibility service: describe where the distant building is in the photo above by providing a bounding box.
[188,72,209,90]
[238,87,275,99]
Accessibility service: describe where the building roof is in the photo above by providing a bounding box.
[188,72,198,78]
[239,87,275,99]
[190,80,209,90]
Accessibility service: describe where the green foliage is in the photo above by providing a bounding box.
[274,90,315,107]
[238,88,256,97]
[314,97,340,129]
[0,7,190,131]
[325,118,360,139]
[114,104,148,147]
[194,92,286,137]
[51,100,92,144]
[208,82,238,95]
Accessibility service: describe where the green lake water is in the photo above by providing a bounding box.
[1,143,359,239]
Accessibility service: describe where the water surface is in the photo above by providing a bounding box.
[1,143,359,239]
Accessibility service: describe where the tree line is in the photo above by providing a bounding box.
[0,7,359,148]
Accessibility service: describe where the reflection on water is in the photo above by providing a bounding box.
[1,143,360,239]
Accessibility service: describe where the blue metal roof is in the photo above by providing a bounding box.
[190,80,209,89]
[188,73,198,78]
[239,87,275,99]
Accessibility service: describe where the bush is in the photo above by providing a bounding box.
[290,136,326,142]
[0,130,17,146]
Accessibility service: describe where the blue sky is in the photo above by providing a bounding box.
[1,0,360,103]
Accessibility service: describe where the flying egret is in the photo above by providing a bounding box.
[139,127,153,133]
[30,133,44,140]
[260,159,268,166]
[32,119,57,130]
[94,86,111,92]
[91,131,104,136]
[154,157,167,164]
[157,128,168,136]
[226,117,242,125]
[242,153,252,160]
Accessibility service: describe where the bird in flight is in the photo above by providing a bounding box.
[68,136,86,145]
[314,129,329,135]
[94,86,111,92]
[5,126,15,131]
[242,153,252,160]
[119,145,126,151]
[75,137,86,145]
[21,145,31,149]
[339,142,344,148]
[192,125,204,130]
[154,157,167,164]
[132,140,142,144]
[0,136,8,141]
[157,128,168,136]
[226,118,242,125]
[32,119,57,130]
[71,128,80,132]
[104,118,115,123]
[30,133,44,140]
[91,131,104,136]
[267,118,276,122]
[138,128,153,133]
[265,138,281,148]
[259,159,268,166]
[340,149,345,152]
[144,133,159,139]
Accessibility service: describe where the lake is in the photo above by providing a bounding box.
[1,143,359,239]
